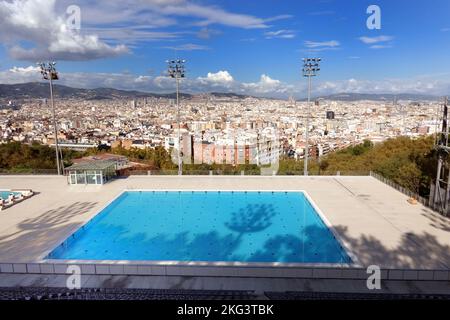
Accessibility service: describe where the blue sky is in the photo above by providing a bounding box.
[1,0,450,97]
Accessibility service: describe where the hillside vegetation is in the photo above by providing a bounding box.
[0,141,81,173]
[302,136,436,196]
[0,136,438,197]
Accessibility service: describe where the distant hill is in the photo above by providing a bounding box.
[0,83,258,101]
[315,93,441,102]
[0,82,444,102]
[0,82,192,100]
[208,92,251,99]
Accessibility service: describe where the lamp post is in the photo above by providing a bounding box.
[38,62,62,175]
[167,59,186,176]
[302,58,321,176]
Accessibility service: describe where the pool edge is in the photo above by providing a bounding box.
[38,189,361,269]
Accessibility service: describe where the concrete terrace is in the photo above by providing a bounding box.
[0,175,449,270]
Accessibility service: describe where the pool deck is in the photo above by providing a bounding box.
[0,175,449,271]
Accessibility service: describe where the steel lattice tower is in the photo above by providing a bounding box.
[431,97,450,216]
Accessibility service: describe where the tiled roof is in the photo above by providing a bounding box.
[65,160,116,171]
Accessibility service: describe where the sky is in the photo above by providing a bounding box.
[1,0,450,98]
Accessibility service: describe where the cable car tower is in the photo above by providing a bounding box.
[431,97,450,216]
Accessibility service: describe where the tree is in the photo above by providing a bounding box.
[395,162,422,196]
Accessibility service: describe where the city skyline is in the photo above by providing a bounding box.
[1,0,450,98]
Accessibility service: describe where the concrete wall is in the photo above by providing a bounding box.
[1,263,449,281]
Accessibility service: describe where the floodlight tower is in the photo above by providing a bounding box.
[38,62,62,176]
[167,59,186,176]
[302,58,321,176]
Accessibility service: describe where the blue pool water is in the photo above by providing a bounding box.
[0,191,19,200]
[48,191,351,264]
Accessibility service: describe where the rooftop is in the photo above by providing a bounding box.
[65,160,116,171]
[71,153,128,164]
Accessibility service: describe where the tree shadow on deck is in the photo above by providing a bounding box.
[334,226,450,269]
[420,208,450,232]
[0,201,97,261]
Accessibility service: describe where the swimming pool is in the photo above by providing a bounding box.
[0,191,19,200]
[47,191,352,264]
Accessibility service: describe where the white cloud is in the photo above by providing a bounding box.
[83,27,181,45]
[161,43,210,51]
[74,0,291,30]
[259,74,281,86]
[359,35,394,44]
[196,28,222,39]
[0,0,129,61]
[264,30,295,39]
[134,75,151,83]
[263,14,293,23]
[242,74,290,94]
[314,77,450,96]
[369,44,392,50]
[304,40,340,48]
[156,1,284,29]
[9,66,40,73]
[359,35,394,50]
[302,40,340,52]
[0,0,293,60]
[73,1,179,27]
[3,67,449,98]
[198,71,234,87]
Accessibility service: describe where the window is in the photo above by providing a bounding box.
[86,171,98,184]
[76,172,86,185]
[69,171,77,184]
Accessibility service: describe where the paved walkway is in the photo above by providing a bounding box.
[0,175,449,269]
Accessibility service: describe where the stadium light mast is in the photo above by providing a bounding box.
[302,58,321,176]
[38,62,62,176]
[167,59,186,176]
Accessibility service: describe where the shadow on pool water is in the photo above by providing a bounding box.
[48,201,350,263]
